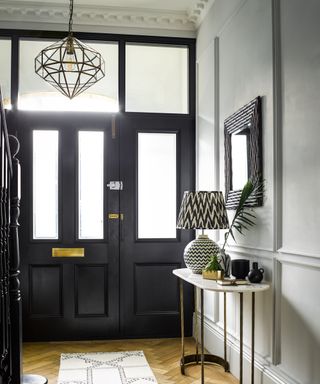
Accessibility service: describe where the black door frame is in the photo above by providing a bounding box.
[5,28,196,340]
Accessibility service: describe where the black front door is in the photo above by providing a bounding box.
[15,112,194,341]
[17,112,120,341]
[119,115,194,338]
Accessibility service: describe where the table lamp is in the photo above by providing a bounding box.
[177,191,229,273]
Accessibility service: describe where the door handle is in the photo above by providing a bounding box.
[108,213,123,220]
[120,213,124,242]
[108,213,124,241]
[108,213,120,219]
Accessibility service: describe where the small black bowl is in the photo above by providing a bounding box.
[231,259,250,279]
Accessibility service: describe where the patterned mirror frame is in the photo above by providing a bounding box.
[224,96,262,210]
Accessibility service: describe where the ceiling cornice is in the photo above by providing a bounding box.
[188,0,214,27]
[0,0,214,33]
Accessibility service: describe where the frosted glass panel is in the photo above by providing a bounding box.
[0,39,11,108]
[19,39,118,111]
[126,44,188,113]
[33,131,59,239]
[138,133,177,239]
[78,131,104,239]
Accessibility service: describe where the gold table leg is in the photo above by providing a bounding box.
[179,283,229,376]
[224,292,229,372]
[251,292,255,384]
[200,288,204,384]
[239,292,244,384]
[195,287,199,363]
[179,279,185,374]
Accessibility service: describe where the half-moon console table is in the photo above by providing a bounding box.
[173,268,270,384]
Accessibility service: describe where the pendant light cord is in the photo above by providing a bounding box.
[68,0,74,36]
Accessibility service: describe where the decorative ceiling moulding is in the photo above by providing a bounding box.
[188,0,215,26]
[0,0,214,33]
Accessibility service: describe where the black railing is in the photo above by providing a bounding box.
[0,87,22,384]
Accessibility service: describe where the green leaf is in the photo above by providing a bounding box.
[237,216,255,226]
[242,211,256,219]
[229,228,236,241]
[222,178,265,248]
[204,254,222,272]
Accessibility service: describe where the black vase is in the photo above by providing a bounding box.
[231,259,250,279]
[247,262,264,283]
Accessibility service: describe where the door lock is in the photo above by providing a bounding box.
[107,181,123,190]
[108,213,124,220]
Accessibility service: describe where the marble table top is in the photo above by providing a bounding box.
[173,268,270,293]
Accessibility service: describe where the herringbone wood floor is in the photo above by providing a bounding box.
[23,338,237,383]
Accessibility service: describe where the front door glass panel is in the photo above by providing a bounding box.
[138,132,177,239]
[0,38,11,108]
[78,131,104,239]
[33,130,59,239]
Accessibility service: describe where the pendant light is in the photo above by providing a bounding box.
[35,0,105,99]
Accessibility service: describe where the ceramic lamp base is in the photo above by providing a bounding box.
[183,234,220,274]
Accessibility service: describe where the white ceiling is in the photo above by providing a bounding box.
[0,0,214,36]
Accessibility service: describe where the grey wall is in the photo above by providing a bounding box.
[196,0,320,383]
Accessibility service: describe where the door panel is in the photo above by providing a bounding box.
[75,265,108,316]
[29,264,62,317]
[134,263,180,314]
[119,116,194,338]
[17,112,120,341]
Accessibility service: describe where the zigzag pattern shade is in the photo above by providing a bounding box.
[177,191,229,230]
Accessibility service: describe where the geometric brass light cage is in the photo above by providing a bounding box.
[35,0,105,99]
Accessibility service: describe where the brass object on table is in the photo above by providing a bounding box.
[202,270,224,280]
[52,248,84,257]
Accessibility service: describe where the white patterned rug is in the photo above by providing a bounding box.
[57,351,158,384]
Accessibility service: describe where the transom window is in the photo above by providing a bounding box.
[19,39,119,112]
[126,44,189,114]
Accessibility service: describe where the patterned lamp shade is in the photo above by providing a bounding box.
[177,191,229,230]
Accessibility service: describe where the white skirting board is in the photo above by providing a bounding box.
[193,313,301,384]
